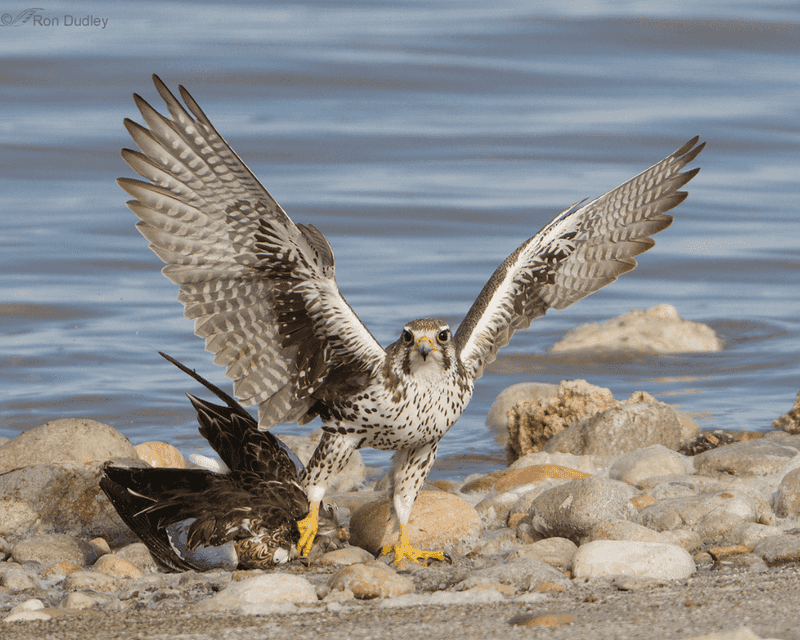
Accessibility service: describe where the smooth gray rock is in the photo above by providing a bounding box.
[0,565,38,592]
[0,419,137,473]
[530,477,639,543]
[638,474,725,500]
[572,540,696,579]
[543,399,682,456]
[510,537,578,571]
[0,462,132,543]
[693,440,798,477]
[12,534,98,568]
[753,534,800,566]
[327,562,415,599]
[196,573,318,611]
[609,445,687,485]
[457,556,571,591]
[586,519,674,544]
[638,489,769,533]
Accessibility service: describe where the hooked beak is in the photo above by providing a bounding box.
[416,336,435,360]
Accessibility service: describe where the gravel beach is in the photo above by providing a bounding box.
[2,565,799,640]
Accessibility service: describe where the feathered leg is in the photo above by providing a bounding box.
[297,430,358,556]
[380,441,449,565]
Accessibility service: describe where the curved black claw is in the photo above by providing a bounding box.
[426,551,452,566]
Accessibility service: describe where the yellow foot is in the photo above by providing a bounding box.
[379,525,451,566]
[297,502,319,557]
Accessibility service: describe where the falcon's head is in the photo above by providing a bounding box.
[394,318,456,379]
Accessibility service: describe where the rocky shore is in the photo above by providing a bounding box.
[2,313,799,639]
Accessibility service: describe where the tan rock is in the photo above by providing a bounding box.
[494,465,590,493]
[134,441,185,468]
[92,554,143,578]
[88,537,111,557]
[41,562,82,580]
[506,380,616,461]
[349,490,481,556]
[319,546,375,566]
[61,591,101,611]
[465,582,516,596]
[631,495,657,509]
[63,570,120,592]
[460,470,507,493]
[509,612,575,627]
[550,304,723,355]
[511,537,577,571]
[328,562,414,599]
[428,480,457,492]
[706,544,753,559]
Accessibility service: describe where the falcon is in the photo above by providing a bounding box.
[101,353,343,571]
[118,74,703,565]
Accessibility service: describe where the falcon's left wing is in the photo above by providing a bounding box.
[455,136,704,380]
[117,76,386,429]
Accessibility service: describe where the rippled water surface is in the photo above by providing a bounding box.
[1,1,799,479]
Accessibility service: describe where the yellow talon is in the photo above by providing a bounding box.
[379,525,450,566]
[297,502,319,557]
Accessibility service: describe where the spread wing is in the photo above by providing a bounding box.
[118,75,385,427]
[455,136,704,380]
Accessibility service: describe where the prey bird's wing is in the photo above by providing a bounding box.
[118,75,385,427]
[455,137,704,380]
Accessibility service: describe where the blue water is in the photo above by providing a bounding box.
[1,1,799,480]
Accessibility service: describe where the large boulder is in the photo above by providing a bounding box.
[506,380,616,461]
[0,419,138,543]
[550,304,723,355]
[542,392,682,457]
[0,463,132,544]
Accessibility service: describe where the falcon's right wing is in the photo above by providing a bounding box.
[455,137,704,381]
[118,76,386,427]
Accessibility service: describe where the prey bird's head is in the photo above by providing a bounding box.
[394,318,455,378]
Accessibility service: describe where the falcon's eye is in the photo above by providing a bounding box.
[437,329,450,343]
[402,330,413,344]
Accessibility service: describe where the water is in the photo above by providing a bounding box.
[1,1,799,481]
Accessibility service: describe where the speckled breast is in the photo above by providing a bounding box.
[325,373,475,451]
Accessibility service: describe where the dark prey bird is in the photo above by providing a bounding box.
[100,353,342,572]
[117,74,703,564]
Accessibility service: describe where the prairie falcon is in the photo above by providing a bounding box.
[118,75,703,564]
